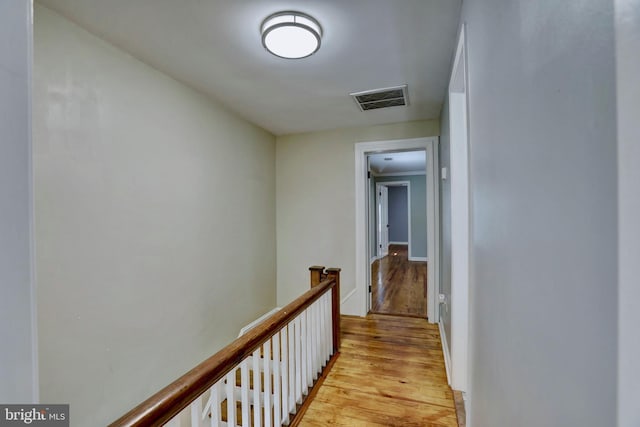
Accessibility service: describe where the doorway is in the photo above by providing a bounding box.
[352,137,440,322]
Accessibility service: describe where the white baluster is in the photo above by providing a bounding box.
[325,293,331,361]
[315,300,321,378]
[281,326,290,424]
[317,300,322,372]
[327,292,333,358]
[252,348,262,427]
[313,300,321,380]
[288,321,296,412]
[318,300,323,373]
[295,315,302,404]
[263,339,272,427]
[310,302,317,381]
[321,297,326,368]
[191,395,203,427]
[306,308,313,388]
[320,294,327,366]
[226,370,236,426]
[300,310,308,396]
[240,359,250,427]
[209,380,221,427]
[164,416,180,427]
[273,332,281,427]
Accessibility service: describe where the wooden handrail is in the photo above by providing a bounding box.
[109,277,338,427]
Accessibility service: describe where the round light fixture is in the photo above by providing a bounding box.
[261,11,322,59]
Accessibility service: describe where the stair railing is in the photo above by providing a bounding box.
[109,266,341,427]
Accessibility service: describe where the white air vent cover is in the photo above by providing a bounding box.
[350,85,409,111]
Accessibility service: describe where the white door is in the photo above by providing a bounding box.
[376,184,389,257]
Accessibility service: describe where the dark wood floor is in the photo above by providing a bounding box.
[371,244,427,317]
[299,314,458,427]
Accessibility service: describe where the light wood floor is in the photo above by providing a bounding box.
[299,314,458,427]
[371,244,428,318]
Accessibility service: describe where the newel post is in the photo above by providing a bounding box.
[309,266,325,288]
[325,268,341,352]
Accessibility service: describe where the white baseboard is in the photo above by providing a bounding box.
[341,287,357,306]
[388,241,408,245]
[409,256,428,262]
[439,320,452,386]
[462,391,469,426]
[340,286,363,316]
[238,307,281,337]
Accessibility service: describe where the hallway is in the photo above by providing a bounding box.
[299,314,457,426]
[371,244,428,318]
[2,1,634,425]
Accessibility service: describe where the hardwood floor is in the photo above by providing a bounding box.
[299,314,458,427]
[371,244,427,317]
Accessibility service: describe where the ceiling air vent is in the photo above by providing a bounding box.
[350,85,409,111]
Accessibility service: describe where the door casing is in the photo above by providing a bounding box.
[352,137,440,321]
[376,184,389,258]
[448,23,471,395]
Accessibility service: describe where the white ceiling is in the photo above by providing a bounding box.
[37,0,462,136]
[369,150,426,175]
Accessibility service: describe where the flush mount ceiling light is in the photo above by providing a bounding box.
[261,11,322,59]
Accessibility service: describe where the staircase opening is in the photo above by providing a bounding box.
[110,267,341,427]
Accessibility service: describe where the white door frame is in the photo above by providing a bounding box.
[448,24,471,394]
[375,184,389,258]
[377,181,411,253]
[354,137,440,321]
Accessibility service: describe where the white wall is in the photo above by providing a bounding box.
[460,0,618,425]
[616,0,640,425]
[0,0,38,403]
[33,6,276,425]
[276,120,438,308]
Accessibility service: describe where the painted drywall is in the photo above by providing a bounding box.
[375,175,427,259]
[458,0,617,425]
[33,6,276,426]
[616,1,640,425]
[0,0,37,403]
[276,120,438,308]
[438,96,452,359]
[387,186,408,243]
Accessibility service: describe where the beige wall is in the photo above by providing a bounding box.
[276,120,439,310]
[33,6,276,425]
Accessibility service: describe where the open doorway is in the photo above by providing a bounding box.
[352,137,439,322]
[364,148,432,318]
